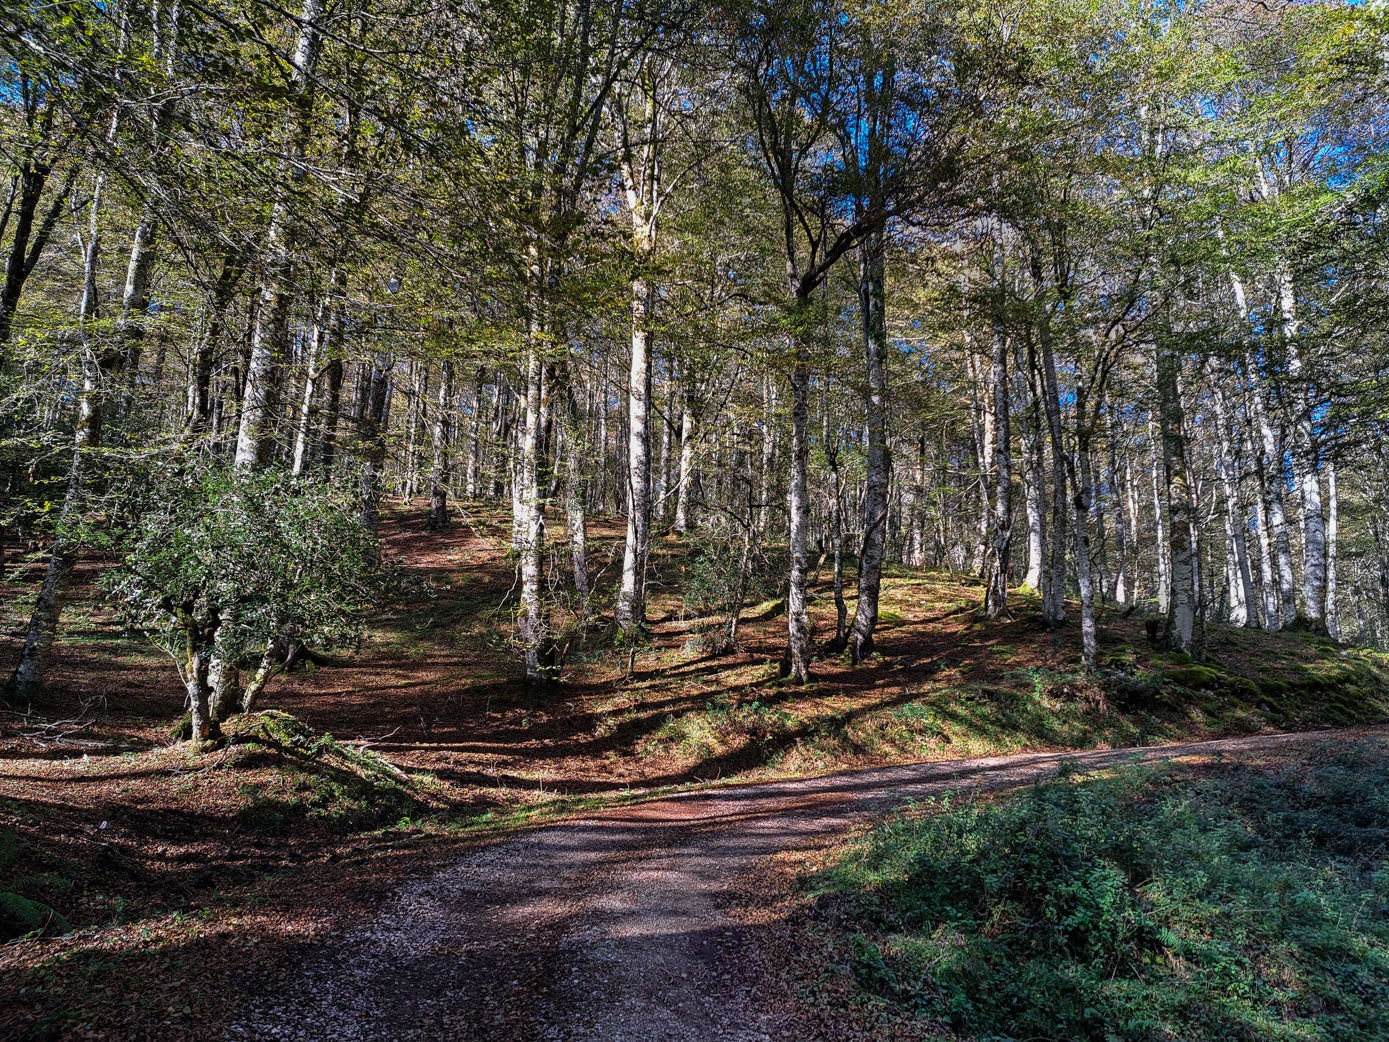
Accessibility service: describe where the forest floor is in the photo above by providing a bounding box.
[2,503,1388,1040]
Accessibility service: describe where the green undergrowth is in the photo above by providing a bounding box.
[803,737,1389,1042]
[637,629,1389,776]
[228,711,420,833]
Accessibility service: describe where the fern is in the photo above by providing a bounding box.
[0,831,72,941]
[1,890,71,939]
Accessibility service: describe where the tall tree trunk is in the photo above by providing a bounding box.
[1071,400,1098,667]
[9,165,124,699]
[1327,460,1340,640]
[359,351,392,532]
[1020,364,1045,592]
[1230,261,1296,628]
[1157,342,1197,653]
[429,359,453,529]
[785,338,813,683]
[233,0,323,470]
[290,306,324,477]
[1148,418,1171,613]
[561,376,591,621]
[466,367,484,498]
[515,337,550,681]
[851,231,890,662]
[673,387,697,533]
[616,268,654,634]
[757,376,776,541]
[1208,369,1258,627]
[1033,322,1067,626]
[984,321,1012,618]
[1277,270,1328,631]
[1105,405,1129,604]
[824,406,848,650]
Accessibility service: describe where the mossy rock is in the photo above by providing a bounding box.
[1165,666,1225,691]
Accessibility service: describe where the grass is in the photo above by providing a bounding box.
[798,737,1389,1042]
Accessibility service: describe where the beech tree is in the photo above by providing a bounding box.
[1,0,1387,713]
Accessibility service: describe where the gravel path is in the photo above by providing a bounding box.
[227,728,1372,1042]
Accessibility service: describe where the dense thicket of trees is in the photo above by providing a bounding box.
[2,0,1388,718]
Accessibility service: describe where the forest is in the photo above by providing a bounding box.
[2,0,1389,1040]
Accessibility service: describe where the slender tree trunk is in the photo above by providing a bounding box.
[1071,404,1099,667]
[234,0,323,470]
[359,351,392,532]
[984,321,1012,617]
[1105,406,1129,604]
[616,269,654,633]
[785,338,813,683]
[1277,271,1328,631]
[465,368,484,498]
[515,244,552,681]
[757,376,776,541]
[824,406,848,650]
[1327,460,1340,640]
[1147,419,1171,613]
[1208,369,1258,627]
[1231,261,1296,628]
[1033,323,1067,625]
[674,388,697,533]
[1021,372,1045,591]
[851,232,890,662]
[1157,342,1197,652]
[428,359,454,528]
[290,309,324,477]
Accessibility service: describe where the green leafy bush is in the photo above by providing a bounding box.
[810,741,1389,1042]
[104,459,383,663]
[682,537,782,615]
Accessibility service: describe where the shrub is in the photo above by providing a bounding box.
[809,741,1389,1042]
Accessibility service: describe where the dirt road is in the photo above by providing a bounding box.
[227,729,1370,1042]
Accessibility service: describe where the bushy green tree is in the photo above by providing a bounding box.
[103,459,384,745]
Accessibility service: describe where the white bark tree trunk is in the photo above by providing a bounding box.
[984,321,1012,618]
[234,0,323,470]
[616,268,654,633]
[673,389,697,533]
[785,342,813,683]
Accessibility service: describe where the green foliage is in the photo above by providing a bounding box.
[100,458,386,670]
[681,536,782,616]
[810,741,1389,1041]
[0,831,71,941]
